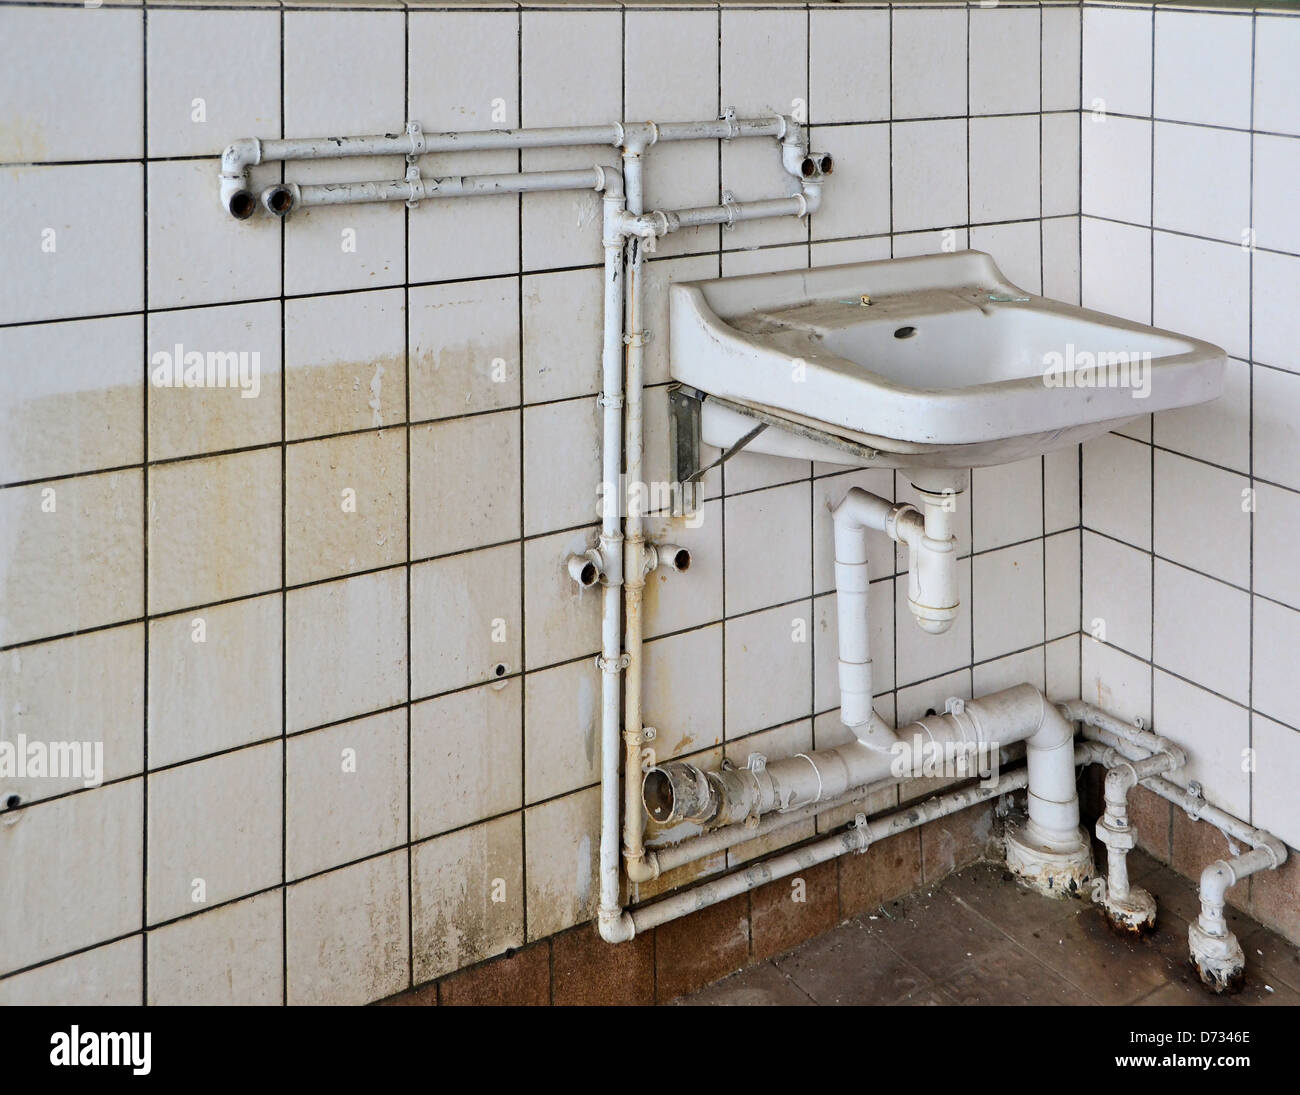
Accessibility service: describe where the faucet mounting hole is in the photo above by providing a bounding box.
[894,326,917,340]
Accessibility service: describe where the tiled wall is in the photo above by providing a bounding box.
[1078,2,1300,941]
[2,0,1088,1005]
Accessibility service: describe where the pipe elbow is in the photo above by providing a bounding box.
[221,137,262,176]
[597,908,636,944]
[624,851,660,884]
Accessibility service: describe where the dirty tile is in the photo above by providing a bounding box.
[937,941,1092,1006]
[775,920,929,1006]
[1,470,142,646]
[146,891,282,1006]
[859,888,1008,982]
[0,937,142,1007]
[286,708,406,880]
[677,962,814,1007]
[149,448,280,614]
[750,859,839,962]
[921,804,997,884]
[286,849,410,1006]
[839,828,924,918]
[285,429,406,584]
[523,656,602,805]
[411,815,524,982]
[524,786,601,942]
[411,679,522,840]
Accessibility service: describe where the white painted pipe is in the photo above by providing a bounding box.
[830,487,912,733]
[899,487,960,635]
[631,764,1026,934]
[220,115,798,216]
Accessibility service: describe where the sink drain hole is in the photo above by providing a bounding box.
[894,326,917,340]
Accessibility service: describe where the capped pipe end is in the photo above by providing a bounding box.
[262,184,297,218]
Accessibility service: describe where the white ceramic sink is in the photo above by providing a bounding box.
[669,251,1225,475]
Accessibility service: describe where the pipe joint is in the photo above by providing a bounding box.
[566,549,605,589]
[646,543,691,575]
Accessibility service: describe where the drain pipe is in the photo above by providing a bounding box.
[645,682,1092,896]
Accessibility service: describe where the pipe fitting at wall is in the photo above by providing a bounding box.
[566,549,605,589]
[645,543,691,574]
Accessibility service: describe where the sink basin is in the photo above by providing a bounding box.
[669,251,1225,474]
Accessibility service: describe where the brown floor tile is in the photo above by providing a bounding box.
[838,827,923,917]
[551,923,654,1006]
[773,920,929,1005]
[674,961,815,1006]
[897,983,959,1005]
[942,862,1083,945]
[438,944,551,1006]
[654,892,751,1002]
[935,940,1089,1005]
[1014,905,1176,1005]
[750,858,839,961]
[1135,980,1235,1006]
[858,887,1008,981]
[1241,925,1300,994]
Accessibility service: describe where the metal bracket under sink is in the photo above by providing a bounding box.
[669,384,768,517]
[669,383,886,516]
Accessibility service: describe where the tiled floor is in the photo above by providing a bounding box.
[676,851,1300,1006]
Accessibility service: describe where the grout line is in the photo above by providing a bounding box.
[139,2,150,1007]
[278,0,288,1008]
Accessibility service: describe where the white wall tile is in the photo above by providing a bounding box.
[810,8,890,124]
[408,277,520,421]
[1082,5,1152,118]
[523,529,602,670]
[1082,531,1151,660]
[1153,450,1250,589]
[149,595,280,768]
[147,9,279,158]
[1042,7,1082,112]
[970,220,1042,295]
[1153,11,1253,130]
[147,892,281,1006]
[1153,123,1250,244]
[523,656,602,804]
[970,7,1041,116]
[1081,216,1151,325]
[1082,432,1151,549]
[1045,529,1081,641]
[147,742,281,923]
[1154,356,1250,474]
[287,708,406,880]
[287,567,407,731]
[0,779,142,975]
[521,790,601,945]
[973,540,1044,662]
[523,268,605,403]
[0,937,141,1006]
[973,456,1043,552]
[3,164,144,324]
[973,646,1046,698]
[1,7,142,162]
[522,398,602,536]
[1252,250,1300,375]
[723,482,811,616]
[1044,444,1080,532]
[411,411,520,559]
[810,123,890,241]
[892,119,968,233]
[1253,597,1300,731]
[1082,639,1151,726]
[1043,215,1081,305]
[147,302,282,462]
[411,679,521,839]
[1081,114,1151,227]
[1253,714,1300,849]
[285,289,406,441]
[1152,232,1250,363]
[641,501,725,639]
[1153,560,1250,707]
[2,625,143,804]
[148,160,278,311]
[892,6,968,121]
[412,543,520,697]
[725,601,813,738]
[288,849,409,1005]
[1254,483,1300,612]
[1046,634,1081,699]
[1043,114,1081,218]
[0,316,142,483]
[1254,15,1300,138]
[1153,669,1250,819]
[641,624,725,765]
[1253,365,1300,492]
[1,470,143,646]
[970,115,1040,224]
